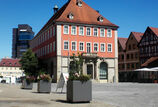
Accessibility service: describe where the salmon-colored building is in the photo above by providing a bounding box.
[30,0,119,83]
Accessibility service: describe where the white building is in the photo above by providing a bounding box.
[0,58,24,83]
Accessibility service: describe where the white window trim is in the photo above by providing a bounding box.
[100,43,106,52]
[93,28,98,37]
[107,43,112,52]
[63,40,69,50]
[71,26,77,35]
[86,42,92,53]
[64,25,69,34]
[71,41,77,51]
[100,28,105,37]
[86,27,91,36]
[93,42,98,52]
[107,29,112,37]
[79,26,84,36]
[79,41,84,51]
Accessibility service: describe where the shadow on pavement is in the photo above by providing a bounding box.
[51,99,90,104]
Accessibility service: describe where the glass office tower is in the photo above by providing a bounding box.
[12,24,34,58]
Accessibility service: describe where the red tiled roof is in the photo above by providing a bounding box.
[55,0,118,27]
[149,27,158,36]
[33,0,118,39]
[0,58,21,67]
[141,57,158,67]
[131,32,143,42]
[118,37,128,50]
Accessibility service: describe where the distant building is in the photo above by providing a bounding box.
[138,27,158,67]
[0,58,24,83]
[12,24,34,58]
[30,0,119,83]
[118,37,128,72]
[118,32,143,72]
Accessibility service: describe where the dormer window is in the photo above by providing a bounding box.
[77,0,82,7]
[68,13,74,20]
[98,16,103,22]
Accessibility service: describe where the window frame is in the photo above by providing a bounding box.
[100,28,105,37]
[79,26,84,36]
[71,26,77,35]
[107,29,112,37]
[107,43,112,52]
[63,40,69,50]
[86,27,91,36]
[93,28,98,36]
[79,42,84,51]
[71,41,77,51]
[93,42,98,52]
[63,25,69,34]
[86,42,92,53]
[100,43,105,52]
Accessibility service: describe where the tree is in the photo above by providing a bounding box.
[19,49,38,77]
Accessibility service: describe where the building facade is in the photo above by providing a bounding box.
[138,27,158,66]
[118,37,127,72]
[12,24,34,58]
[0,58,24,83]
[30,0,119,83]
[118,32,143,72]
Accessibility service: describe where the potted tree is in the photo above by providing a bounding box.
[19,49,38,89]
[37,70,52,93]
[67,53,92,103]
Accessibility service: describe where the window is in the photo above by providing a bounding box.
[45,46,47,55]
[64,25,69,34]
[127,54,129,59]
[47,44,49,54]
[93,43,98,52]
[100,28,105,37]
[93,28,98,36]
[50,43,52,53]
[79,26,84,35]
[129,45,131,50]
[71,41,77,51]
[86,43,91,53]
[53,27,56,36]
[127,64,130,69]
[50,28,52,37]
[86,27,91,36]
[71,26,77,35]
[107,29,112,37]
[121,55,124,60]
[100,43,105,52]
[48,30,50,39]
[79,42,84,51]
[64,41,69,50]
[53,41,55,52]
[107,44,112,52]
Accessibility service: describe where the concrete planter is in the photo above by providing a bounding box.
[21,79,33,90]
[67,80,92,103]
[37,80,51,93]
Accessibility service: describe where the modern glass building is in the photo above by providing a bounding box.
[12,24,34,58]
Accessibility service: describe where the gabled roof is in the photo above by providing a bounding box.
[149,27,158,36]
[131,32,143,42]
[118,37,128,50]
[0,58,21,67]
[141,57,158,67]
[55,0,118,27]
[34,0,118,39]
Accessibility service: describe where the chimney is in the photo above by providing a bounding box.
[53,5,58,14]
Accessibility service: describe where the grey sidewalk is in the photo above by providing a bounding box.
[0,83,158,107]
[0,83,116,107]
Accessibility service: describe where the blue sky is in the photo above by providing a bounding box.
[0,0,158,58]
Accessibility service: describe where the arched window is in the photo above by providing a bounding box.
[100,62,108,79]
